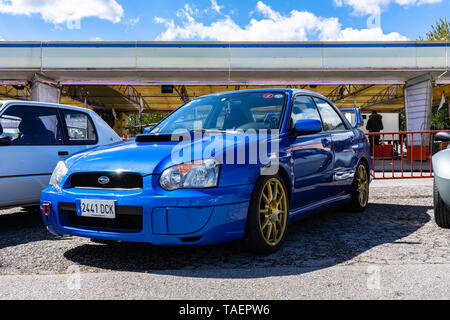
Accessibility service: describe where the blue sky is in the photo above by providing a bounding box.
[0,0,447,41]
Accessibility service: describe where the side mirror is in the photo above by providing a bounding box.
[435,132,450,142]
[294,119,323,135]
[0,135,11,146]
[340,108,364,128]
[143,126,154,134]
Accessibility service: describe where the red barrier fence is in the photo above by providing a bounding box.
[366,130,450,180]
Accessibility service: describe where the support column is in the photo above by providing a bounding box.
[30,73,60,104]
[404,74,433,160]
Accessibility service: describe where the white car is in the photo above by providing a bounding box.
[0,100,121,208]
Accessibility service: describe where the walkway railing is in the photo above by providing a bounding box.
[366,130,450,180]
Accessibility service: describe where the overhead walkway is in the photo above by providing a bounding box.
[0,41,448,85]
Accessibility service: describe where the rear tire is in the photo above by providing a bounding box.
[244,175,289,255]
[347,162,370,212]
[433,178,450,228]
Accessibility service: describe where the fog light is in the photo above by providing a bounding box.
[43,203,52,217]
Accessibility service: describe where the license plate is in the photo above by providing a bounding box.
[76,199,116,219]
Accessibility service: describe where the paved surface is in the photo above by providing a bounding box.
[374,159,432,173]
[1,179,449,300]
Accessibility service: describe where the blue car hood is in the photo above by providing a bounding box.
[65,133,278,176]
[66,140,179,175]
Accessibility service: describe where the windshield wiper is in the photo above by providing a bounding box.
[189,129,234,134]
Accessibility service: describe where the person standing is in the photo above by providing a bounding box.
[366,111,384,153]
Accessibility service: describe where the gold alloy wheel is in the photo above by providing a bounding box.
[258,178,288,247]
[356,165,369,207]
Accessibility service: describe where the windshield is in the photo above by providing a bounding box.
[150,91,287,134]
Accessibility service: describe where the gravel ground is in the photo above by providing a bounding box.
[0,179,447,277]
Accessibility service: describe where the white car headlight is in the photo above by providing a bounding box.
[160,159,220,191]
[49,161,68,188]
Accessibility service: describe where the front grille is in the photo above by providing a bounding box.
[59,203,143,232]
[69,172,143,190]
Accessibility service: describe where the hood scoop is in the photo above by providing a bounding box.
[135,132,213,143]
[135,134,184,143]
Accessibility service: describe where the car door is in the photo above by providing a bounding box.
[287,95,334,210]
[0,104,66,207]
[313,97,358,195]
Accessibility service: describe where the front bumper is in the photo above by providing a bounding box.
[40,184,253,246]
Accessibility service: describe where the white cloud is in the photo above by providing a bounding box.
[0,0,124,25]
[334,0,442,15]
[154,1,408,41]
[125,16,140,27]
[331,27,408,41]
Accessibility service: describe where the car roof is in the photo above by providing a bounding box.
[195,88,331,102]
[0,100,95,114]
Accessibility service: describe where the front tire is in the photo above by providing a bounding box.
[433,178,450,228]
[244,175,289,254]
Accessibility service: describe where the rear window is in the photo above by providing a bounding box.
[314,98,347,132]
[62,110,98,145]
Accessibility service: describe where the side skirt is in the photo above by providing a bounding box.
[288,194,351,223]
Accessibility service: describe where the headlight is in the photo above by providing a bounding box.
[160,159,220,191]
[49,161,68,188]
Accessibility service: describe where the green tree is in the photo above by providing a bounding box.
[127,112,168,136]
[431,105,450,130]
[426,18,450,40]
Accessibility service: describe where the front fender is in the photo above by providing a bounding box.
[433,149,450,205]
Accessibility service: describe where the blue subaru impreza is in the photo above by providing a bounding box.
[41,89,372,254]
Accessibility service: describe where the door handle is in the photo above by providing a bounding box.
[58,151,69,156]
[322,138,332,148]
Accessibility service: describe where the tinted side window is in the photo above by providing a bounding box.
[314,98,347,132]
[0,106,63,146]
[291,96,322,126]
[62,110,97,145]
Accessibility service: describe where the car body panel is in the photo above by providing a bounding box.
[41,182,253,245]
[285,132,334,208]
[0,100,121,208]
[433,148,450,205]
[40,89,372,246]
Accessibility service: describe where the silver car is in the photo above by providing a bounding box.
[433,132,450,228]
[0,100,122,209]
